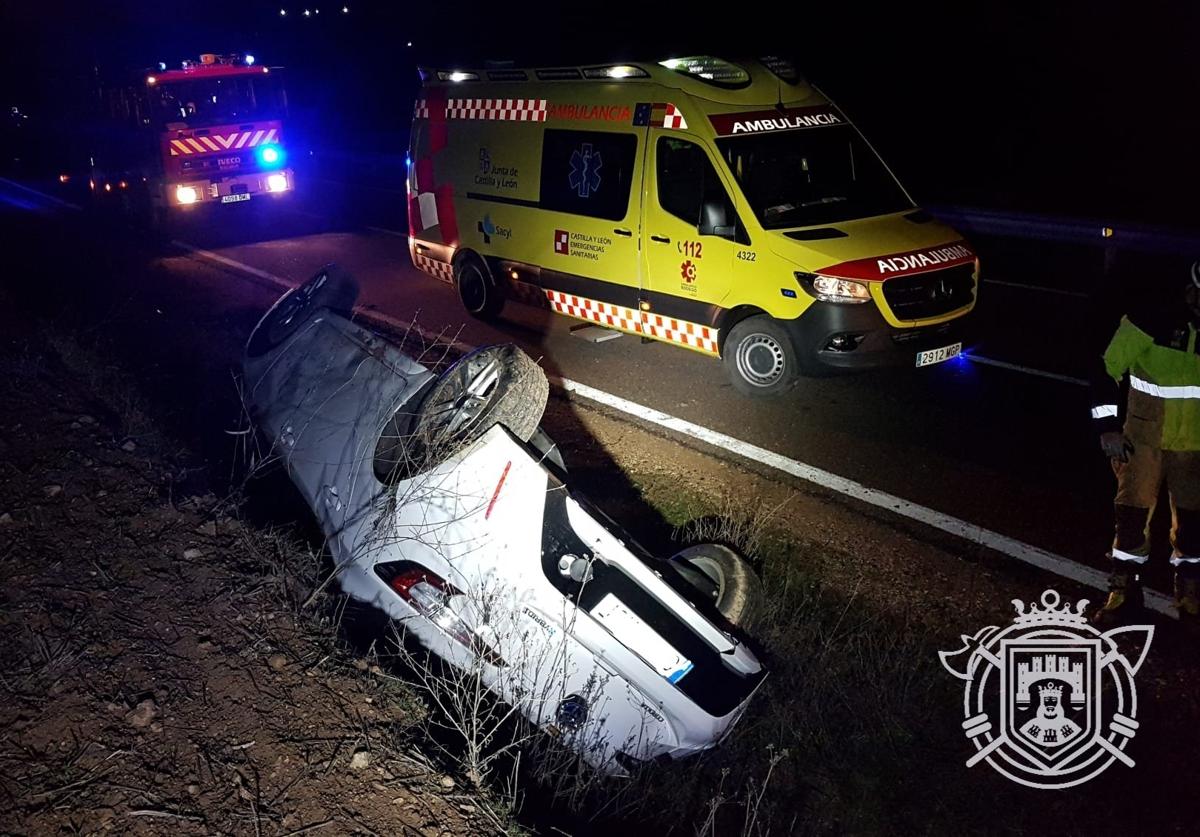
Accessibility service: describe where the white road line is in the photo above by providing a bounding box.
[173,238,1172,617]
[965,353,1088,386]
[982,279,1089,298]
[0,177,82,211]
[366,225,408,237]
[8,180,1170,616]
[170,240,292,290]
[552,378,1174,618]
[306,175,407,196]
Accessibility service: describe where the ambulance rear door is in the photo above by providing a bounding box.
[536,127,645,313]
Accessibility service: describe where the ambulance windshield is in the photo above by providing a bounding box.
[716,126,911,229]
[152,74,287,128]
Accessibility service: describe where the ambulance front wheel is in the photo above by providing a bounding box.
[723,316,799,396]
[454,256,505,320]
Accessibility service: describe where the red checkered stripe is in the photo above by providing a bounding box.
[663,104,688,130]
[168,128,278,156]
[445,98,548,122]
[414,100,430,119]
[412,252,453,284]
[643,312,718,353]
[544,290,719,355]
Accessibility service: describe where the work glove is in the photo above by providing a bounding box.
[1100,431,1134,463]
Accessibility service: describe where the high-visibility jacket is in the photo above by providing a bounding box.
[1091,312,1200,451]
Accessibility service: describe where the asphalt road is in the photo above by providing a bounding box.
[1,173,1145,589]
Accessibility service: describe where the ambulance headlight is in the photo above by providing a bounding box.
[175,185,199,205]
[266,173,289,192]
[798,272,871,304]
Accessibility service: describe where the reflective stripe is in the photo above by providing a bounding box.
[1091,404,1118,419]
[1112,548,1149,564]
[1170,554,1200,566]
[1130,375,1200,399]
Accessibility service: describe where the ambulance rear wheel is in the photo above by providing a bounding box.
[723,316,798,396]
[455,257,505,320]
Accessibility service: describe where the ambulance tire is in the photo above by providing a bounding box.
[670,544,764,631]
[375,344,548,481]
[454,256,505,320]
[246,264,360,358]
[723,316,799,396]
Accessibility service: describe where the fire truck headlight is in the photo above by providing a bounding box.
[175,185,199,205]
[266,173,289,193]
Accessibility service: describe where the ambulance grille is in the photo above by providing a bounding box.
[881,263,975,321]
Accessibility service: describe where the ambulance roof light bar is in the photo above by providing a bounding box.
[659,56,750,87]
[760,55,801,84]
[422,63,651,83]
[582,65,649,80]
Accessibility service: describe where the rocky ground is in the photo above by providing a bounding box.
[0,303,492,835]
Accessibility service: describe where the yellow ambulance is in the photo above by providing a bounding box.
[407,56,978,395]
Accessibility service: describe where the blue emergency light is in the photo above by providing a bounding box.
[256,144,285,168]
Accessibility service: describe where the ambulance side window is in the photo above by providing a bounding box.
[539,129,638,221]
[656,137,745,243]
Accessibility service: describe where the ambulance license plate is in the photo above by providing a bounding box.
[221,193,250,204]
[915,342,962,367]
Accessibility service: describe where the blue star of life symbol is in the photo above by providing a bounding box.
[568,143,603,198]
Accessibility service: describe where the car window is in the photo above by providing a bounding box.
[539,129,638,221]
[656,137,745,242]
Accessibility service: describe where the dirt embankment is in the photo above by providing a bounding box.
[0,311,489,834]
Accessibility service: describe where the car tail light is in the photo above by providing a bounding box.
[383,564,506,666]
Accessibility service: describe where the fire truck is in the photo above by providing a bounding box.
[82,53,294,224]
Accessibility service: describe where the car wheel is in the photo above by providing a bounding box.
[670,543,764,630]
[722,316,798,397]
[246,264,359,358]
[455,256,505,320]
[380,344,547,479]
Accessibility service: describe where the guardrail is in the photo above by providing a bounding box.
[929,206,1200,257]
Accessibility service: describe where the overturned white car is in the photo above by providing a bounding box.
[243,266,767,774]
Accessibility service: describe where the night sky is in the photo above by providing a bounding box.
[3,0,1197,225]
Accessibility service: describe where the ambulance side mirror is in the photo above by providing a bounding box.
[699,196,736,239]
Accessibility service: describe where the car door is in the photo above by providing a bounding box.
[641,133,746,345]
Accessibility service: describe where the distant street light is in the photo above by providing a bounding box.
[279,7,286,15]
[342,5,349,12]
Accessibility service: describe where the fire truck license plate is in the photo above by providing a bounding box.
[915,342,962,367]
[221,193,251,204]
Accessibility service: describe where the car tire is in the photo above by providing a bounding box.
[378,344,547,480]
[722,316,799,397]
[246,264,359,358]
[454,256,505,320]
[670,543,764,631]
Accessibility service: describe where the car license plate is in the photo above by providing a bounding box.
[221,193,250,204]
[916,342,962,367]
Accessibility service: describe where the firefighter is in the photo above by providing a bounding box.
[1090,258,1200,627]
